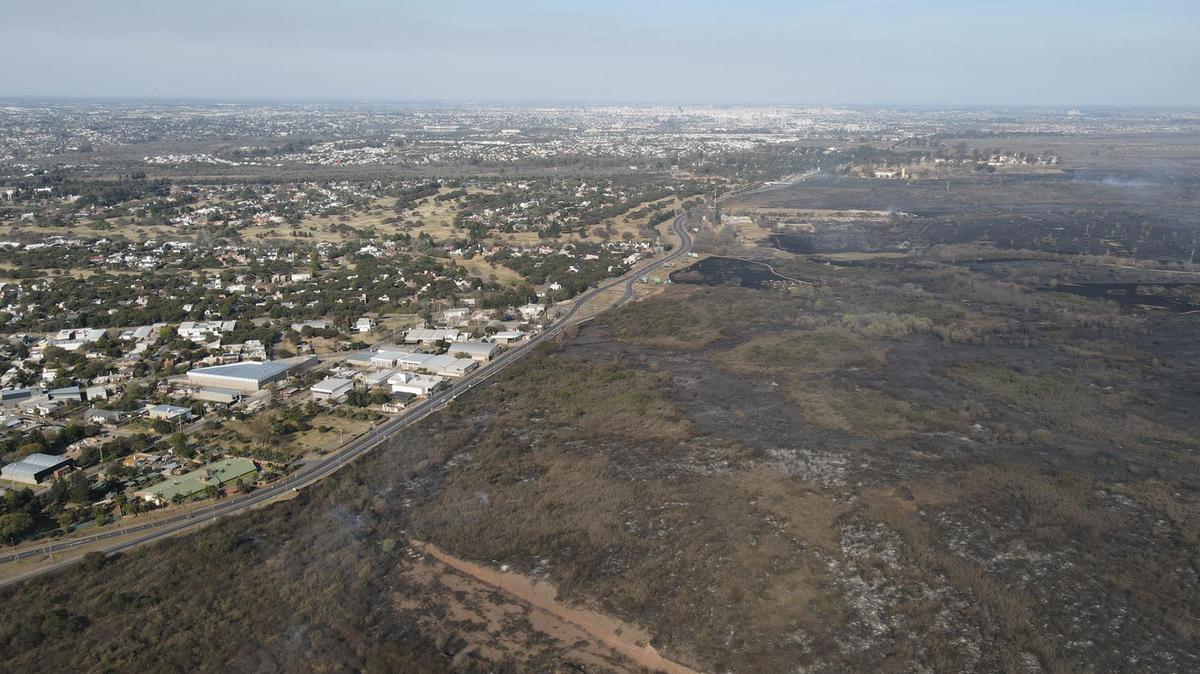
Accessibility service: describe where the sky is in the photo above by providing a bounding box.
[2,0,1197,106]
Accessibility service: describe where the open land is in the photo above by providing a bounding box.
[0,104,1198,673]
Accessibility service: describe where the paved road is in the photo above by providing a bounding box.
[0,210,697,587]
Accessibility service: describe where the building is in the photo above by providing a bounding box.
[134,457,258,505]
[358,369,395,388]
[86,408,125,425]
[177,320,237,341]
[1,453,73,485]
[403,328,460,344]
[46,386,83,402]
[441,307,471,325]
[389,372,444,397]
[355,317,376,333]
[119,325,156,342]
[191,387,243,405]
[311,378,354,400]
[422,354,477,378]
[448,341,498,362]
[518,303,545,320]
[0,387,40,405]
[147,404,193,423]
[492,330,526,345]
[186,356,316,392]
[290,319,331,333]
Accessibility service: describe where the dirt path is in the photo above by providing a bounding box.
[412,540,703,674]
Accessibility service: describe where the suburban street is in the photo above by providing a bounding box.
[0,211,696,586]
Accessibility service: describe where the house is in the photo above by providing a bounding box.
[355,317,376,333]
[1,453,73,485]
[134,457,258,505]
[147,404,193,423]
[291,319,331,333]
[448,341,498,362]
[441,307,470,325]
[311,378,354,400]
[518,303,545,320]
[86,408,125,425]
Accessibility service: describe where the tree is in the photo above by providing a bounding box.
[67,471,92,504]
[169,432,188,456]
[0,511,33,541]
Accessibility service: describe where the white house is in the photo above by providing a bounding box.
[355,317,376,333]
[518,304,544,320]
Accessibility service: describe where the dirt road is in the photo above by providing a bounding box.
[412,540,703,674]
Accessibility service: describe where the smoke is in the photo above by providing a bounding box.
[1100,176,1157,188]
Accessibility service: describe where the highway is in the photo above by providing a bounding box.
[0,210,696,587]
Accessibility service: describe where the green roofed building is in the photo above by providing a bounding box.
[134,457,258,505]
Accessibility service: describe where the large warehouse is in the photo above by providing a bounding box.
[1,453,73,485]
[186,356,316,392]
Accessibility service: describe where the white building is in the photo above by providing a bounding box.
[389,372,444,397]
[403,328,460,344]
[493,330,526,345]
[147,404,193,423]
[518,304,545,320]
[186,356,316,392]
[441,307,471,325]
[355,317,376,333]
[178,320,236,341]
[311,378,354,400]
[448,341,498,362]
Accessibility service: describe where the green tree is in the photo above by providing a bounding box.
[0,511,33,541]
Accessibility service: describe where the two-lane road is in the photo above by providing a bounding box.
[0,209,697,587]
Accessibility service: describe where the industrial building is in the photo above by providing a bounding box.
[1,453,73,485]
[403,328,460,344]
[191,388,243,405]
[397,353,478,377]
[448,341,499,362]
[492,330,526,345]
[311,378,354,400]
[186,356,316,392]
[389,372,444,397]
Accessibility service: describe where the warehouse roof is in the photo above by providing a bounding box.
[448,341,498,357]
[2,453,71,480]
[189,360,296,382]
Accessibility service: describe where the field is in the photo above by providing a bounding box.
[1,135,1199,673]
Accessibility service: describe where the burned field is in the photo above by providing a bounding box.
[2,162,1199,673]
[729,171,1200,260]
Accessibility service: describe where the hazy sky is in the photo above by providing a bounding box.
[3,0,1197,106]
